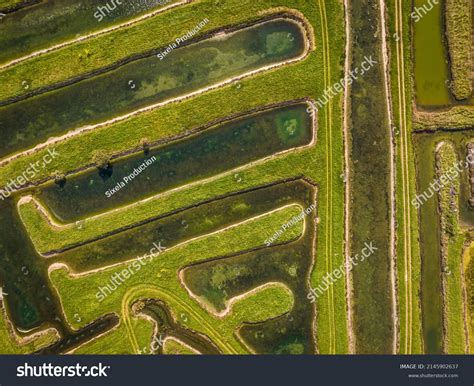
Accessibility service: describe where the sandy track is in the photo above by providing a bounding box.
[379,0,398,355]
[393,0,416,353]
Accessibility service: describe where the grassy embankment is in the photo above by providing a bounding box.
[464,243,474,352]
[10,0,347,353]
[445,0,472,100]
[0,310,57,353]
[413,107,474,131]
[436,142,468,353]
[387,0,423,353]
[72,318,154,354]
[0,0,24,10]
[163,338,198,354]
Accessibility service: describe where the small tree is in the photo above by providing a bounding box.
[140,137,151,155]
[92,150,111,170]
[92,150,113,180]
[52,171,66,187]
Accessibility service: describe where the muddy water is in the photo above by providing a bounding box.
[413,0,451,107]
[347,0,393,354]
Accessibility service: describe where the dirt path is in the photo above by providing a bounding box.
[393,0,416,353]
[316,0,338,354]
[379,0,398,355]
[342,0,355,355]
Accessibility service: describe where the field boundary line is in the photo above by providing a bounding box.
[379,0,398,355]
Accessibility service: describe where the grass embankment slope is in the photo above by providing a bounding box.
[413,107,474,131]
[436,142,468,353]
[73,318,154,354]
[0,0,24,10]
[445,0,472,101]
[0,308,57,353]
[11,0,347,353]
[163,338,198,354]
[464,243,474,352]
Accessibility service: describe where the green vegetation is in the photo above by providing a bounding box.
[413,107,474,131]
[163,338,198,354]
[445,0,472,100]
[135,299,221,354]
[436,142,467,353]
[0,0,182,64]
[464,244,474,352]
[347,0,394,354]
[386,0,423,354]
[0,0,23,10]
[73,318,154,354]
[0,310,57,354]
